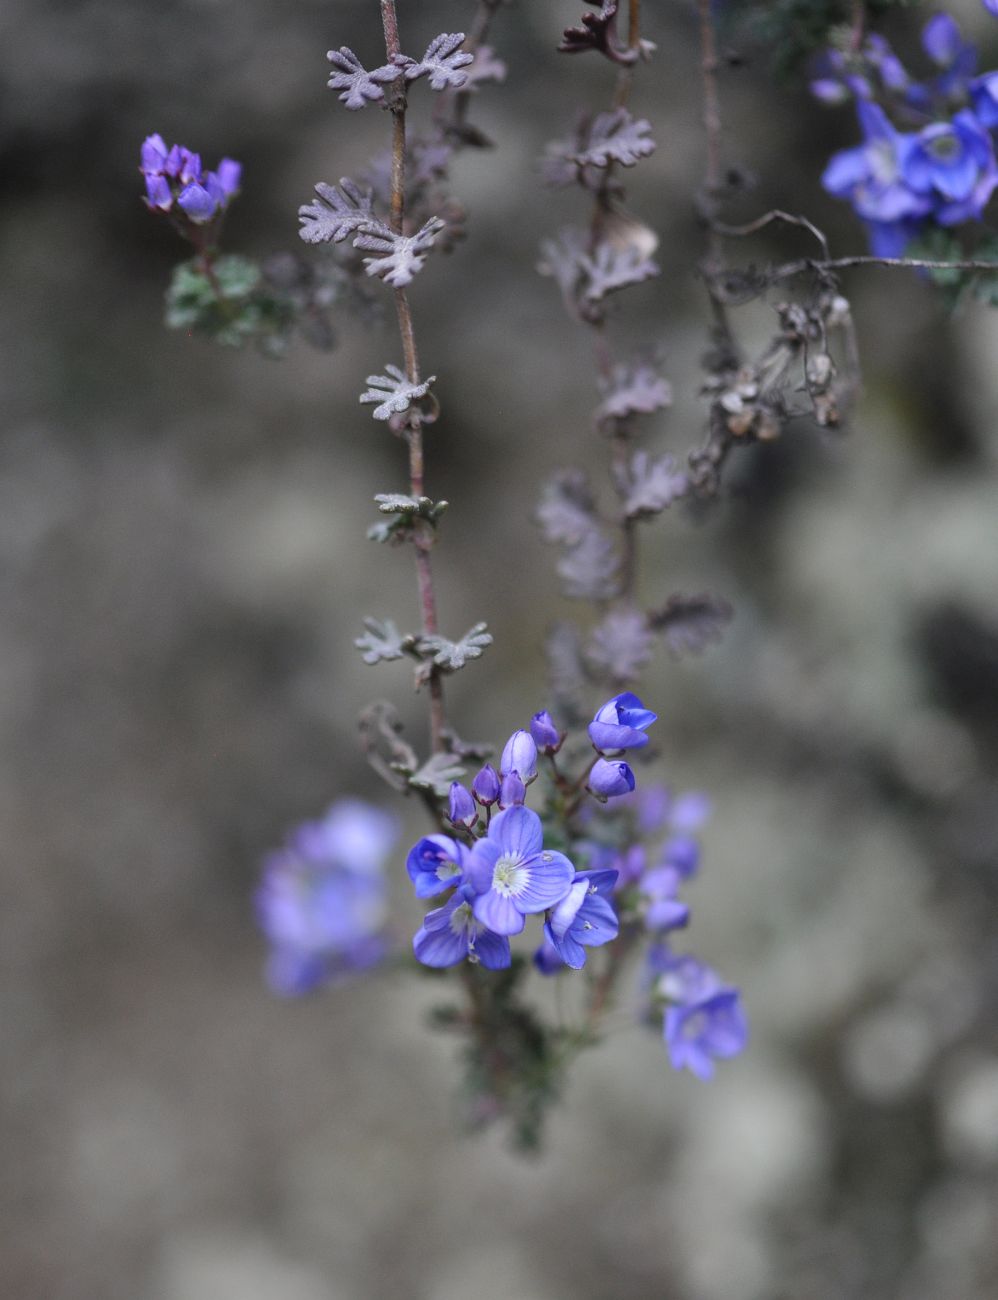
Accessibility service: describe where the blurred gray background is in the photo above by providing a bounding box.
[4,0,998,1296]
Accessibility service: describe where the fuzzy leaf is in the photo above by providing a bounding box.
[360,364,436,421]
[409,751,466,797]
[417,622,493,671]
[559,0,654,64]
[649,593,734,657]
[355,617,409,665]
[354,217,446,287]
[579,109,656,168]
[582,243,659,301]
[536,470,598,546]
[298,179,376,245]
[624,451,689,519]
[597,361,672,424]
[537,227,587,301]
[397,33,474,90]
[374,493,448,521]
[586,609,654,681]
[326,46,396,109]
[557,529,621,601]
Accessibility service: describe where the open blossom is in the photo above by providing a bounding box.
[413,884,510,970]
[406,834,467,898]
[256,799,398,996]
[588,691,657,752]
[901,110,998,224]
[652,949,748,1080]
[544,869,619,969]
[466,805,574,935]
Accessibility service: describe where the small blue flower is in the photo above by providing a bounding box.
[499,770,526,808]
[653,949,748,1080]
[544,869,619,969]
[406,833,467,898]
[466,805,575,935]
[588,756,636,800]
[588,691,657,753]
[177,181,218,223]
[641,864,690,932]
[256,799,399,996]
[970,71,998,128]
[413,884,511,969]
[902,110,998,224]
[985,0,998,18]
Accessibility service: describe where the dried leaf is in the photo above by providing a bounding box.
[326,46,397,110]
[397,32,474,91]
[537,227,587,303]
[536,469,598,546]
[417,622,493,671]
[298,178,376,245]
[597,361,672,425]
[360,364,436,421]
[558,1,655,64]
[557,528,621,601]
[586,609,654,681]
[581,243,659,301]
[409,751,466,797]
[624,451,689,519]
[358,700,418,792]
[354,217,446,287]
[355,617,409,665]
[649,593,734,657]
[579,109,656,168]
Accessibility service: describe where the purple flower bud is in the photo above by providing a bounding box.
[144,174,173,211]
[164,144,184,177]
[448,781,477,828]
[922,13,962,67]
[472,762,500,806]
[216,157,242,197]
[529,709,561,752]
[588,757,636,800]
[498,771,526,808]
[500,729,537,782]
[140,132,168,175]
[588,691,657,753]
[663,835,700,879]
[178,148,202,185]
[177,182,218,223]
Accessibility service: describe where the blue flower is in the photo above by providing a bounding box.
[970,71,998,128]
[448,781,477,829]
[652,950,748,1080]
[499,728,538,782]
[471,762,501,806]
[529,709,561,752]
[544,869,619,969]
[413,884,510,969]
[466,805,575,935]
[406,833,467,898]
[588,691,657,752]
[533,936,566,975]
[822,102,929,224]
[256,799,399,996]
[139,135,242,225]
[902,109,998,223]
[641,864,690,932]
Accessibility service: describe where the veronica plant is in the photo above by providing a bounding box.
[140,0,998,1151]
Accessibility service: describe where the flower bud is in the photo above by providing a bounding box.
[498,771,526,809]
[587,757,636,801]
[529,709,561,753]
[448,782,477,828]
[472,762,501,806]
[500,729,537,782]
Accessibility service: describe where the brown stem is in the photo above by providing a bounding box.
[379,0,446,755]
[696,0,735,348]
[765,253,998,284]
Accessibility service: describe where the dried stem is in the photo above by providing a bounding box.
[379,0,446,754]
[696,0,735,349]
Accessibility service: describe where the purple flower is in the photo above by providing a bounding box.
[177,182,218,224]
[529,709,561,752]
[985,0,998,17]
[472,762,501,806]
[544,869,619,969]
[971,71,998,128]
[641,864,690,931]
[140,132,169,175]
[144,174,173,211]
[652,950,748,1080]
[413,884,510,969]
[499,771,526,809]
[902,110,998,223]
[448,782,477,828]
[822,102,929,224]
[588,691,657,752]
[256,799,399,996]
[588,756,636,799]
[215,157,242,197]
[140,136,242,225]
[466,805,575,935]
[406,833,466,898]
[499,728,538,782]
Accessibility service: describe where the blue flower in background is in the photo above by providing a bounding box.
[902,109,998,223]
[256,799,399,996]
[652,949,748,1080]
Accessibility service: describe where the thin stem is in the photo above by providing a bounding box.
[768,253,998,282]
[379,0,446,754]
[696,0,735,348]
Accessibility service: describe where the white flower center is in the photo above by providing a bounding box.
[449,901,473,935]
[492,851,527,898]
[435,858,461,883]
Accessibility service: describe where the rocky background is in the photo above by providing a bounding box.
[3,1,998,1296]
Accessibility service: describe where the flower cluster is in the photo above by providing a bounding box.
[816,14,998,255]
[256,799,399,996]
[406,694,657,974]
[140,133,241,225]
